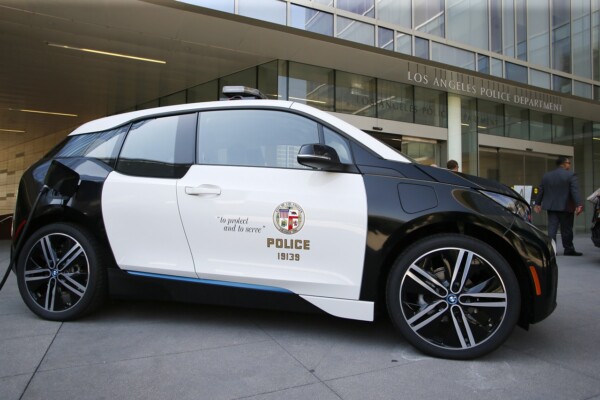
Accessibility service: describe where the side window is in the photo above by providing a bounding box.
[198,109,319,169]
[323,126,352,164]
[116,113,197,178]
[51,125,128,167]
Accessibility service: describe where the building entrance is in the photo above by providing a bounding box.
[480,147,559,228]
[367,132,440,167]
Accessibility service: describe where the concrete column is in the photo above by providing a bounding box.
[447,93,462,170]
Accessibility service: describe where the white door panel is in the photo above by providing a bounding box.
[102,172,196,277]
[177,165,367,299]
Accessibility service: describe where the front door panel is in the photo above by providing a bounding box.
[177,165,367,299]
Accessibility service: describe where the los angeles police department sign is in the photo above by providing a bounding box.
[273,202,305,235]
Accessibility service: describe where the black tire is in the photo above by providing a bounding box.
[386,234,520,359]
[16,223,107,321]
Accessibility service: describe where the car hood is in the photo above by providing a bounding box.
[415,163,523,200]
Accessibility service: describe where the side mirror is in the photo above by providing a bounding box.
[297,144,342,171]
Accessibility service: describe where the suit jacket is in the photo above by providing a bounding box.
[535,167,582,212]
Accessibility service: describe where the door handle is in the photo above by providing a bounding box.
[185,185,221,196]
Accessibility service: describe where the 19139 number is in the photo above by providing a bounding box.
[278,253,300,261]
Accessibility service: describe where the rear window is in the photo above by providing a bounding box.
[49,125,129,167]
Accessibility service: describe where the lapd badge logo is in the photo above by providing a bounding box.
[273,202,305,235]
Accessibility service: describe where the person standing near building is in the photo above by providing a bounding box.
[534,156,584,256]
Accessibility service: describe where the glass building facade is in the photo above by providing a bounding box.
[180,0,600,100]
[165,0,600,233]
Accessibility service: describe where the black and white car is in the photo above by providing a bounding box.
[11,87,558,359]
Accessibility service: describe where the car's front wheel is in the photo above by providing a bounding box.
[16,223,107,321]
[386,234,520,359]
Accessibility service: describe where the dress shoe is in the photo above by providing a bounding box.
[564,250,582,256]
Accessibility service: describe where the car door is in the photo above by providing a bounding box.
[177,108,368,300]
[102,113,198,277]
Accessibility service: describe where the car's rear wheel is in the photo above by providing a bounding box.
[386,234,520,359]
[16,223,107,321]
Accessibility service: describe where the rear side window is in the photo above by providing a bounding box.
[116,113,197,178]
[51,125,128,167]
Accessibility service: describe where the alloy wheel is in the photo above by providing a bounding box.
[399,247,508,351]
[23,232,90,313]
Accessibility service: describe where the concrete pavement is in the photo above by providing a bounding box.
[1,235,600,400]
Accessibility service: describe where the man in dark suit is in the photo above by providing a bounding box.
[534,156,584,256]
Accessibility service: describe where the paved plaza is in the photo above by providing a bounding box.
[1,236,599,400]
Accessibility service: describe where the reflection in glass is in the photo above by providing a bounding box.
[288,62,334,111]
[396,32,412,55]
[491,58,503,77]
[198,109,319,169]
[503,0,515,57]
[552,114,573,145]
[324,127,352,163]
[377,0,410,28]
[552,75,572,94]
[478,99,504,136]
[478,55,490,74]
[505,62,527,84]
[530,111,552,143]
[258,61,280,100]
[528,0,550,67]
[118,114,196,178]
[552,0,571,73]
[415,37,429,59]
[573,118,593,232]
[447,0,488,50]
[490,0,502,53]
[336,71,376,117]
[337,16,375,45]
[552,24,571,73]
[377,79,414,123]
[572,0,592,78]
[573,81,593,99]
[431,42,475,70]
[505,105,529,140]
[516,0,527,60]
[594,6,600,81]
[238,0,286,25]
[378,27,394,50]
[401,137,439,166]
[337,0,375,18]
[461,96,478,175]
[593,123,600,198]
[278,60,288,102]
[479,147,499,181]
[414,0,445,37]
[530,69,551,89]
[498,150,524,187]
[414,87,447,128]
[290,4,333,36]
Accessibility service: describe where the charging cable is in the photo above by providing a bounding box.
[0,186,49,292]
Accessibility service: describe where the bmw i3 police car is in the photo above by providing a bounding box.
[11,86,557,359]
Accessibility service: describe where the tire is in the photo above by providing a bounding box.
[386,234,520,359]
[16,223,108,321]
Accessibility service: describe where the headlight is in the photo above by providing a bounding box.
[480,190,531,222]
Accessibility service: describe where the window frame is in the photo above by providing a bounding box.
[115,112,198,179]
[195,106,355,170]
